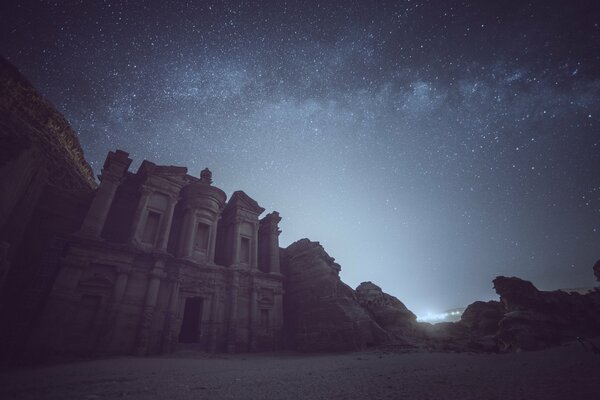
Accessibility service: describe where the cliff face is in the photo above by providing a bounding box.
[0,58,96,364]
[0,57,96,190]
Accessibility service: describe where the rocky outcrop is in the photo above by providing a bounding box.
[459,300,504,336]
[356,281,420,341]
[281,239,390,351]
[420,301,504,353]
[492,276,600,351]
[281,240,427,351]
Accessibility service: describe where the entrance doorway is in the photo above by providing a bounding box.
[178,297,203,343]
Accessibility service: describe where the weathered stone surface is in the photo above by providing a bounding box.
[355,281,420,341]
[281,239,388,351]
[493,276,600,351]
[0,57,95,189]
[0,58,97,365]
[459,300,504,336]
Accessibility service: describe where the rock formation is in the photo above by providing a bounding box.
[281,239,388,351]
[355,281,421,341]
[0,57,95,189]
[0,57,96,364]
[281,240,426,351]
[492,276,600,351]
[459,300,504,336]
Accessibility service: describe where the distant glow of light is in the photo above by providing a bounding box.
[417,310,463,322]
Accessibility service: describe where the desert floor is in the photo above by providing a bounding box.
[1,342,600,400]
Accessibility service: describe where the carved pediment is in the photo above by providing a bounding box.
[226,191,265,215]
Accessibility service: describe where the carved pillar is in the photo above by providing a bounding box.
[207,216,219,264]
[80,175,121,237]
[273,291,284,349]
[208,289,219,352]
[249,281,258,351]
[178,207,196,258]
[227,271,239,352]
[98,267,130,354]
[251,222,259,270]
[129,188,153,244]
[259,212,281,274]
[80,150,131,237]
[232,218,241,265]
[161,275,180,353]
[156,195,177,251]
[269,232,281,274]
[135,262,165,356]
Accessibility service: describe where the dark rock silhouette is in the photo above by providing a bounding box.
[459,300,505,336]
[492,276,600,351]
[355,281,421,342]
[281,239,389,351]
[0,57,96,365]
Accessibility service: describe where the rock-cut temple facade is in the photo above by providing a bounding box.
[31,150,285,356]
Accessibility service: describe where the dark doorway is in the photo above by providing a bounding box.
[178,297,203,343]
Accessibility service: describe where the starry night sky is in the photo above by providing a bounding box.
[2,0,599,315]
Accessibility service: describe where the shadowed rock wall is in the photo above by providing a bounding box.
[0,57,96,365]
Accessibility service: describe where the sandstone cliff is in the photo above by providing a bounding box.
[0,58,96,364]
[0,56,95,190]
[281,239,424,351]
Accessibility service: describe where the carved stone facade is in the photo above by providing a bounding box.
[28,150,284,357]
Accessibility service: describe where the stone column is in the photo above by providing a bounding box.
[273,291,284,349]
[259,212,282,274]
[178,207,197,258]
[227,271,239,353]
[80,150,132,237]
[231,218,241,265]
[208,289,219,352]
[98,267,130,354]
[129,188,153,244]
[161,275,180,353]
[156,195,177,251]
[80,175,120,237]
[251,222,259,270]
[248,282,258,351]
[207,217,219,264]
[135,262,165,356]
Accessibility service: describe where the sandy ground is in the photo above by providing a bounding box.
[1,342,600,400]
